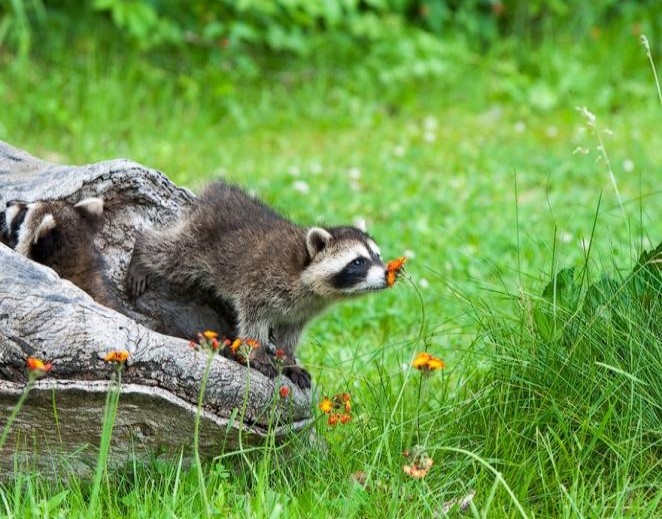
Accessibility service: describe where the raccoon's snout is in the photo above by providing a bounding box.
[367,264,388,290]
[340,264,387,294]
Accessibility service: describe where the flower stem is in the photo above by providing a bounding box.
[193,349,215,517]
[0,377,35,452]
[87,368,122,517]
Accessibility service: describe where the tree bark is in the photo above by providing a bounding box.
[0,141,313,474]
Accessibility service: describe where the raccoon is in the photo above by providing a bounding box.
[127,181,388,388]
[2,198,120,310]
[1,201,29,248]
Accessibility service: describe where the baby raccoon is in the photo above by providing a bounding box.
[127,180,388,388]
[2,198,120,310]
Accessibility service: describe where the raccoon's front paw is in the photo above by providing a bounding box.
[283,365,311,389]
[126,257,149,299]
[250,357,279,379]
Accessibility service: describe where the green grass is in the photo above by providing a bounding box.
[0,18,661,518]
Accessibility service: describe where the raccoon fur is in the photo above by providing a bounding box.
[127,180,388,388]
[2,198,120,310]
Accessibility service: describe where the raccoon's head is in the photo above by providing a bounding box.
[3,198,104,263]
[301,226,387,298]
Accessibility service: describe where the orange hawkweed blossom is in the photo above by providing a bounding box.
[190,331,225,352]
[231,338,260,362]
[279,386,290,399]
[319,392,352,426]
[26,356,52,375]
[412,352,445,372]
[104,350,130,363]
[230,338,243,353]
[386,256,407,287]
[402,445,434,479]
[403,457,433,479]
[319,397,334,414]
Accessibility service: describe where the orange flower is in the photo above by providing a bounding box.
[386,256,407,287]
[230,338,242,353]
[210,338,220,350]
[104,350,130,363]
[245,339,260,350]
[275,348,286,359]
[202,330,218,340]
[321,392,354,425]
[403,462,432,479]
[426,356,445,370]
[26,357,52,374]
[412,352,445,372]
[279,386,290,399]
[319,397,334,414]
[402,448,433,479]
[412,352,431,369]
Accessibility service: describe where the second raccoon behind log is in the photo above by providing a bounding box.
[127,180,390,388]
[1,198,121,311]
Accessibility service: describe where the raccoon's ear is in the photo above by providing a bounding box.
[306,227,332,258]
[74,197,104,221]
[33,214,57,244]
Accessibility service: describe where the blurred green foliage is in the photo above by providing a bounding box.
[2,1,660,59]
[1,0,660,119]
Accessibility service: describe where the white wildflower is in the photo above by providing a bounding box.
[641,34,651,57]
[310,162,323,175]
[423,116,438,131]
[576,106,596,127]
[622,159,635,172]
[353,217,367,231]
[292,180,309,194]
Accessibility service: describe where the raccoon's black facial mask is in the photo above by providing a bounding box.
[0,212,6,243]
[331,257,371,289]
[8,206,28,244]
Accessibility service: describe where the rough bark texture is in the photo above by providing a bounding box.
[0,141,313,474]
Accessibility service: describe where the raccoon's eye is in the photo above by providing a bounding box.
[351,258,367,267]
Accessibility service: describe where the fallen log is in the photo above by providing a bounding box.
[0,141,313,474]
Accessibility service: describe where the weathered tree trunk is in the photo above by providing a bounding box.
[0,141,313,475]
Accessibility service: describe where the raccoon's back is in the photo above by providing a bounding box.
[194,181,286,233]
